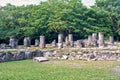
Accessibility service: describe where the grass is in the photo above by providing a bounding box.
[0,60,120,80]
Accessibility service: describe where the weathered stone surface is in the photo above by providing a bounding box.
[39,36,45,48]
[87,35,92,47]
[33,57,48,62]
[76,40,84,48]
[9,37,17,48]
[33,50,43,57]
[58,43,63,48]
[0,43,6,49]
[58,34,63,43]
[61,55,68,60]
[35,39,39,47]
[58,34,63,48]
[68,34,74,47]
[98,32,105,47]
[51,40,57,47]
[92,33,98,47]
[108,36,114,46]
[13,51,25,60]
[2,53,11,62]
[65,36,70,47]
[24,37,31,47]
[0,52,5,57]
[43,50,53,58]
[68,34,73,42]
[25,51,33,59]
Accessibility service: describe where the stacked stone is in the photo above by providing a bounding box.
[76,40,84,48]
[68,34,74,47]
[9,37,17,48]
[98,32,105,47]
[35,39,39,47]
[24,37,31,47]
[39,36,46,48]
[58,34,63,48]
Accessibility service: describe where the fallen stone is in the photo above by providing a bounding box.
[33,57,48,62]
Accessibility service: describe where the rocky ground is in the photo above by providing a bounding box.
[0,46,120,63]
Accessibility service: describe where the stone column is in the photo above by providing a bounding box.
[87,35,92,47]
[68,34,74,47]
[58,34,63,48]
[9,37,17,48]
[35,39,39,47]
[98,32,105,47]
[51,40,56,47]
[39,36,45,48]
[109,36,114,45]
[65,36,70,47]
[92,33,98,47]
[24,37,31,47]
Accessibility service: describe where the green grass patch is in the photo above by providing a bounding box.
[0,60,120,80]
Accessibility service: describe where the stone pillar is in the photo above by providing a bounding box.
[68,34,74,47]
[98,32,105,47]
[76,40,84,48]
[35,39,39,47]
[92,33,98,47]
[65,36,70,47]
[109,36,114,45]
[87,35,92,47]
[58,34,63,48]
[51,40,56,47]
[39,36,45,48]
[9,37,17,48]
[24,37,31,47]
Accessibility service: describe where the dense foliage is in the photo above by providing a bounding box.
[0,0,119,44]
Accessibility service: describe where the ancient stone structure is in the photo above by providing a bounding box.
[35,39,39,47]
[9,37,17,48]
[0,50,43,63]
[98,32,105,47]
[58,34,63,48]
[76,40,84,48]
[33,57,48,62]
[109,36,114,45]
[24,37,31,47]
[92,33,98,47]
[87,35,92,47]
[24,51,33,59]
[68,34,74,47]
[65,36,70,47]
[39,36,45,48]
[51,40,57,47]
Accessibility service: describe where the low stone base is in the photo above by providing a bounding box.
[33,57,48,62]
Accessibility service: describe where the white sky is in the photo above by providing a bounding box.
[0,0,95,7]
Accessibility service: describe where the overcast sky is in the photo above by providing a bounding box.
[0,0,95,7]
